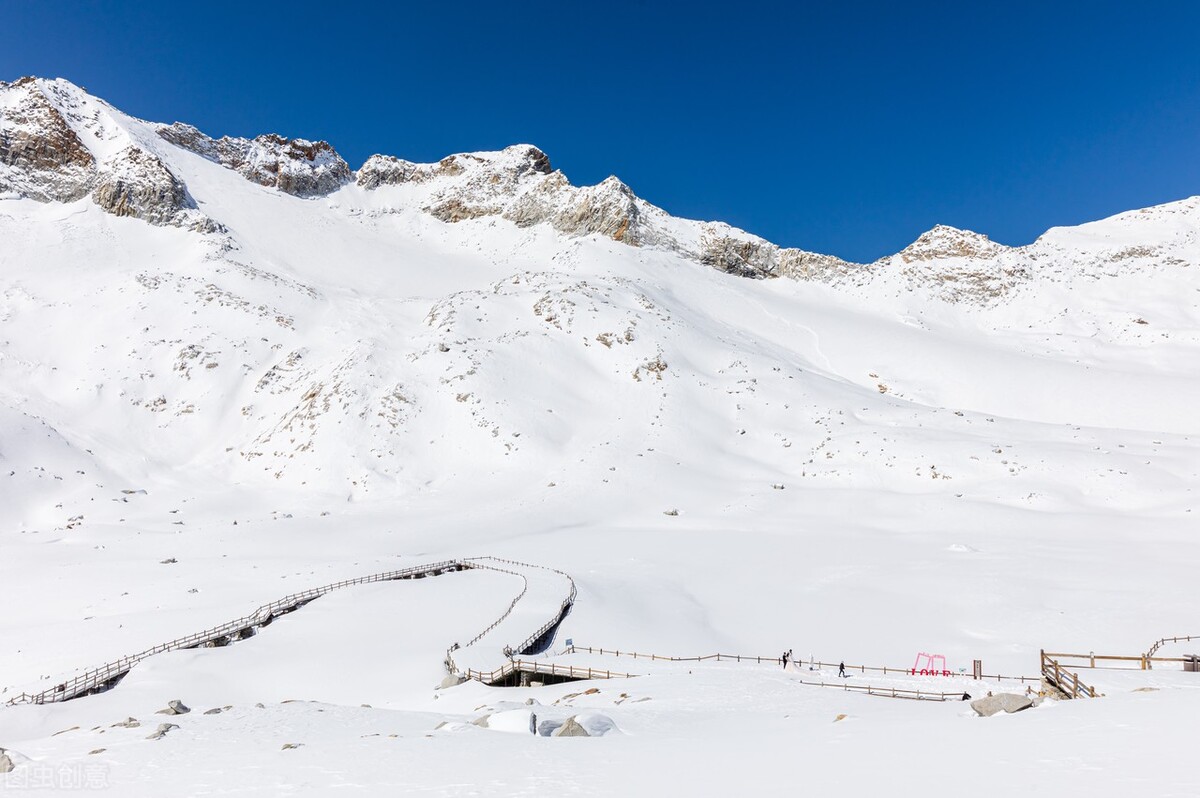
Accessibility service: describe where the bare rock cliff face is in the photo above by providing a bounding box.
[360,145,673,251]
[91,146,218,232]
[159,123,352,197]
[0,78,216,231]
[698,228,863,281]
[355,143,863,282]
[0,77,95,202]
[5,76,1092,303]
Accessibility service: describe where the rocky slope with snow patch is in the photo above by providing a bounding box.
[1,78,216,230]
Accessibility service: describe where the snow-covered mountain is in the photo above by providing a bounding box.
[3,75,1196,505]
[2,77,1199,796]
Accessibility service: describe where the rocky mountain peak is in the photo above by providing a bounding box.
[896,224,1008,262]
[0,76,96,202]
[1,77,214,230]
[356,144,552,190]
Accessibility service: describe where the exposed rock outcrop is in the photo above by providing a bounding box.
[357,145,657,246]
[0,78,218,232]
[0,76,95,201]
[898,224,1007,262]
[159,123,352,197]
[355,143,859,282]
[92,147,216,231]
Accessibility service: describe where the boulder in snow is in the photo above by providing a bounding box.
[0,748,32,772]
[146,723,179,740]
[970,693,1034,717]
[156,699,191,715]
[551,716,590,737]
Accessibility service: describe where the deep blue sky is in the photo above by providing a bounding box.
[4,1,1199,261]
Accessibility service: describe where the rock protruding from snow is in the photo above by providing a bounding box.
[437,674,466,689]
[358,145,664,247]
[159,123,352,197]
[155,699,191,715]
[356,144,861,281]
[92,147,215,231]
[146,723,180,740]
[699,225,861,281]
[0,748,16,773]
[870,224,1031,303]
[898,225,1008,262]
[551,716,590,737]
[358,145,552,191]
[0,78,217,232]
[970,693,1034,717]
[0,76,95,202]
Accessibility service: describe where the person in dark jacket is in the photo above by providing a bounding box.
[838,661,847,678]
[782,650,790,669]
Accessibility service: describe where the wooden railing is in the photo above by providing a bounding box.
[790,678,965,702]
[444,556,577,678]
[462,658,638,685]
[555,647,965,701]
[1146,635,1200,664]
[1042,650,1193,672]
[563,646,1041,684]
[7,554,582,706]
[6,558,470,706]
[443,561,529,674]
[1040,651,1099,698]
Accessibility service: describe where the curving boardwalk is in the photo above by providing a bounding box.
[5,556,577,706]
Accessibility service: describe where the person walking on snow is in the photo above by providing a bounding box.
[838,661,847,678]
[782,650,790,670]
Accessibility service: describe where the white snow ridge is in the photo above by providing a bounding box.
[1,76,1199,796]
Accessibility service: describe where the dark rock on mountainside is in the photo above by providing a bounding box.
[0,76,95,202]
[159,123,352,197]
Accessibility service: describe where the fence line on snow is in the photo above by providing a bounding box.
[562,646,1042,685]
[1145,635,1200,663]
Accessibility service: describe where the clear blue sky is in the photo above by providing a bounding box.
[3,1,1199,262]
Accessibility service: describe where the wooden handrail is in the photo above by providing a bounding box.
[1145,634,1200,666]
[443,556,577,677]
[561,646,1043,683]
[1040,650,1099,698]
[7,558,470,706]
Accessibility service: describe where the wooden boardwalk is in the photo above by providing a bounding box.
[5,556,575,706]
[11,557,1185,706]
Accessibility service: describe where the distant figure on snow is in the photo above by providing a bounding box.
[782,650,790,669]
[838,661,847,678]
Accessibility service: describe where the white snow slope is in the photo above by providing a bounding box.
[0,76,1197,795]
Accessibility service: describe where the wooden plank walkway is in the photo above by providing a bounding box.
[5,556,576,705]
[14,557,1183,706]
